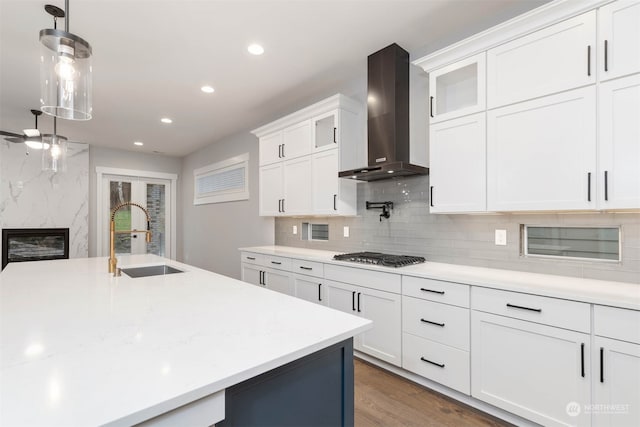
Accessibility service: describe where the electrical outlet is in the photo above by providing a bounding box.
[495,229,507,246]
[343,226,350,238]
[293,225,297,235]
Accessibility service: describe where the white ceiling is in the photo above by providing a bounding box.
[0,0,548,157]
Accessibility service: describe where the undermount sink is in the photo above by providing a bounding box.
[121,265,183,278]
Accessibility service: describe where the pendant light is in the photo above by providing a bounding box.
[42,117,68,173]
[40,1,93,121]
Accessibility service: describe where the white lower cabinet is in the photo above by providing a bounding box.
[471,310,591,427]
[592,305,640,427]
[241,263,262,286]
[325,279,402,367]
[592,337,640,427]
[292,273,325,305]
[261,267,293,295]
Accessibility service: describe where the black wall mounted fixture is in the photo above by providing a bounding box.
[366,201,394,221]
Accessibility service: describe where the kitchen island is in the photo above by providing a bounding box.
[0,255,371,426]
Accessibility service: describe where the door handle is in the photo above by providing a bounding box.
[333,194,337,211]
[278,144,282,158]
[420,288,444,295]
[351,291,356,311]
[333,127,337,144]
[318,283,322,302]
[600,347,604,383]
[420,357,445,368]
[604,40,608,72]
[587,45,592,76]
[506,303,541,313]
[430,186,434,207]
[357,292,361,312]
[580,343,585,377]
[604,171,608,201]
[420,318,445,327]
[587,172,592,202]
[282,144,285,158]
[429,96,434,118]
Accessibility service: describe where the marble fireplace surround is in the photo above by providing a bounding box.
[0,141,89,263]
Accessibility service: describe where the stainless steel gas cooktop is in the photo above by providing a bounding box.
[333,252,425,268]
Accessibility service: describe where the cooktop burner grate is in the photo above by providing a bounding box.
[333,252,425,267]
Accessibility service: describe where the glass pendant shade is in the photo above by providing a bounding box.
[39,28,92,121]
[41,134,68,172]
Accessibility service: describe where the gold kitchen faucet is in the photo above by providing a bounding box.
[108,202,152,275]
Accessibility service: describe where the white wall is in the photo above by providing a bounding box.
[1,141,89,261]
[181,131,273,279]
[88,146,182,257]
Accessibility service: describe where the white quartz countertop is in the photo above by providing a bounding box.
[0,255,371,426]
[240,246,640,310]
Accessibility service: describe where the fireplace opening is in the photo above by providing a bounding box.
[1,228,70,270]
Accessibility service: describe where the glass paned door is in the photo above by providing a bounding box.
[103,175,171,257]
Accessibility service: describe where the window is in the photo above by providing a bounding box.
[194,153,249,205]
[523,226,620,262]
[301,223,329,241]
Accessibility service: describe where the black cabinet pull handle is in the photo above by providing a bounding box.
[604,39,608,72]
[299,266,312,270]
[333,127,337,144]
[420,318,445,327]
[318,283,322,301]
[600,347,604,383]
[506,303,542,313]
[246,256,256,260]
[352,291,356,311]
[271,261,282,265]
[430,186,434,207]
[334,194,337,211]
[587,45,591,76]
[420,288,445,295]
[278,199,282,212]
[357,292,361,312]
[604,171,608,201]
[581,343,585,377]
[259,270,264,285]
[279,144,283,158]
[420,357,445,368]
[588,172,592,202]
[429,96,434,118]
[282,199,285,212]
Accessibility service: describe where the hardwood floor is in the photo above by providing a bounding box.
[354,359,512,427]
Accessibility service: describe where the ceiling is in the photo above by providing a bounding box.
[0,0,549,157]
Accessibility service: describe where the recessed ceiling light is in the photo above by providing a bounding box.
[201,85,215,94]
[134,141,144,146]
[247,43,264,55]
[161,117,172,124]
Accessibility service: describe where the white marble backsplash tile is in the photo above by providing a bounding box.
[0,140,89,259]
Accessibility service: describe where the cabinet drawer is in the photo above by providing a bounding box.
[263,255,291,271]
[402,332,470,395]
[472,287,590,333]
[594,305,640,344]
[402,296,469,351]
[324,264,401,294]
[402,276,469,308]
[291,259,324,278]
[241,252,264,266]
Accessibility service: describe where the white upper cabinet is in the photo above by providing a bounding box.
[283,156,312,215]
[252,94,363,217]
[487,11,596,109]
[282,120,312,160]
[312,110,339,152]
[598,74,640,209]
[428,53,486,123]
[259,163,284,216]
[259,132,284,166]
[598,0,640,82]
[429,112,486,212]
[487,86,597,211]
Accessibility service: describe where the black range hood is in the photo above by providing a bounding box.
[339,43,428,182]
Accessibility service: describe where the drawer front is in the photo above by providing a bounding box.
[402,296,470,351]
[324,263,401,294]
[595,305,640,345]
[241,252,264,266]
[472,287,590,333]
[402,332,470,395]
[402,276,470,308]
[263,255,292,271]
[291,259,324,278]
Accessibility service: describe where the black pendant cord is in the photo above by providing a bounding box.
[65,0,69,32]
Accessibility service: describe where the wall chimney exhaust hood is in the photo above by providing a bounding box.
[339,43,428,181]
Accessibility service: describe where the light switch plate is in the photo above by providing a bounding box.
[495,229,507,246]
[293,225,297,235]
[343,226,350,238]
